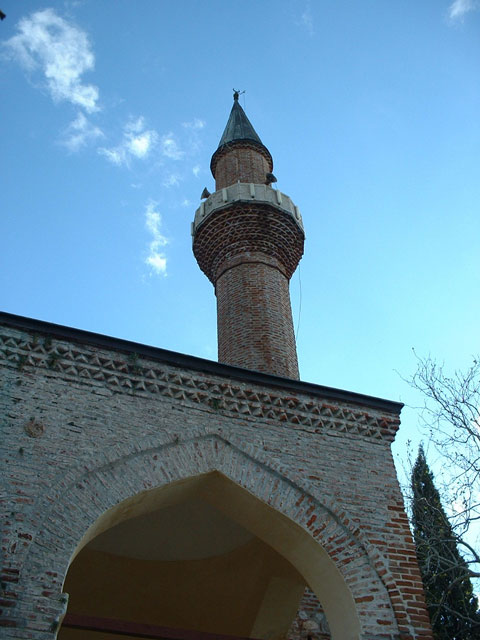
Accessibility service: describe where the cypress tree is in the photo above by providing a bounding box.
[411,445,480,639]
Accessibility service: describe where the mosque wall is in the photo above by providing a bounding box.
[0,313,432,639]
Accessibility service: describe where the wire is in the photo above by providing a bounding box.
[295,263,302,341]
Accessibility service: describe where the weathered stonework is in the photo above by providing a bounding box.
[0,313,432,639]
[289,589,331,640]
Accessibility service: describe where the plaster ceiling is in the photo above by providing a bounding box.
[88,496,254,561]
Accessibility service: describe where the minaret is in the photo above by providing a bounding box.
[192,93,304,379]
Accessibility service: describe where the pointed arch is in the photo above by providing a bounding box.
[20,433,399,639]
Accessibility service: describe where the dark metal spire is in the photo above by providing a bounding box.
[216,95,263,149]
[210,92,273,178]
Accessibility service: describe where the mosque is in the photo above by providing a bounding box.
[0,94,432,639]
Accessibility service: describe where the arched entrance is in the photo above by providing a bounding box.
[59,473,308,640]
[19,435,397,639]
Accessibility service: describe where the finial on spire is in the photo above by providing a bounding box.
[233,88,244,102]
[213,91,272,172]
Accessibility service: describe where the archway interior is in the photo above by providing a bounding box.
[59,472,359,640]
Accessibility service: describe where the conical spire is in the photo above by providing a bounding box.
[217,93,263,148]
[210,92,273,182]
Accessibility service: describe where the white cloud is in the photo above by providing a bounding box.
[448,0,478,20]
[99,146,124,165]
[61,112,103,151]
[144,201,168,276]
[129,130,157,158]
[192,165,201,177]
[99,117,158,166]
[161,133,183,160]
[163,173,181,188]
[4,8,99,112]
[182,118,205,130]
[146,253,167,274]
[125,117,144,134]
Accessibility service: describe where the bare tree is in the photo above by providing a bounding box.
[408,354,480,575]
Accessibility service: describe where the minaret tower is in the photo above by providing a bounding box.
[192,93,304,379]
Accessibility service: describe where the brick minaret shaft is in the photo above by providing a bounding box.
[193,94,304,379]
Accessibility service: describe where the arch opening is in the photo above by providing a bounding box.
[58,472,360,640]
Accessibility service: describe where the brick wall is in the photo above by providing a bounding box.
[196,137,304,380]
[0,315,433,639]
[212,143,272,190]
[193,203,304,379]
[193,204,304,284]
[216,257,299,378]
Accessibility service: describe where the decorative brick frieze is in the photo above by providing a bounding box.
[0,325,399,442]
[0,316,432,639]
[193,202,304,285]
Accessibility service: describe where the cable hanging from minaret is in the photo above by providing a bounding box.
[295,263,303,341]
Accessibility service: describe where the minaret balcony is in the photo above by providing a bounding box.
[192,183,304,238]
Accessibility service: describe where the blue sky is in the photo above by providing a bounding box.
[2,0,480,486]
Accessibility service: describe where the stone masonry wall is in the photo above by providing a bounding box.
[0,315,432,639]
[289,588,331,640]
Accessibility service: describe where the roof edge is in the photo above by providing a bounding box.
[0,311,403,415]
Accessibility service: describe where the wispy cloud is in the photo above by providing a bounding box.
[182,118,205,154]
[160,133,183,160]
[4,8,99,112]
[448,0,479,20]
[144,201,168,276]
[298,2,314,36]
[99,117,158,166]
[61,112,103,151]
[162,174,181,188]
[4,5,208,194]
[182,118,205,130]
[192,165,201,178]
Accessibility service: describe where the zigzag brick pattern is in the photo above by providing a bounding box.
[0,322,433,639]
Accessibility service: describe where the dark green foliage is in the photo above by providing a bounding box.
[411,446,480,639]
